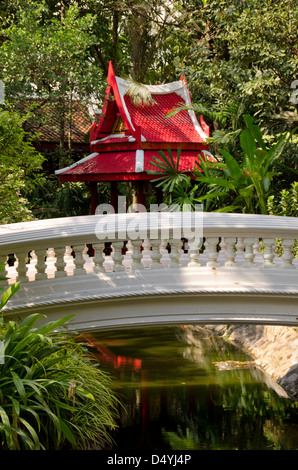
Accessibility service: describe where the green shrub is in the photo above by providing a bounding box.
[267,182,298,217]
[267,182,298,258]
[0,268,119,450]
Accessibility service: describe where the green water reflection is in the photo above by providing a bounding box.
[87,326,298,450]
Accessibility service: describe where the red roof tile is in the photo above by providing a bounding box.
[124,93,204,143]
[56,62,212,181]
[59,149,204,182]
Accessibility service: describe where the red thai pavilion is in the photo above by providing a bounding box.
[55,62,212,213]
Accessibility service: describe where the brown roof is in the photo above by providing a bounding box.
[14,99,93,144]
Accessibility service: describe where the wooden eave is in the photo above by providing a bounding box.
[91,141,210,153]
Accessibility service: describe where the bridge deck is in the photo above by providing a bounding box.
[1,212,298,331]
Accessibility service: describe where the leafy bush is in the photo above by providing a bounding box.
[0,108,45,224]
[267,182,298,258]
[0,267,119,450]
[148,116,296,215]
[267,182,298,217]
[194,116,295,214]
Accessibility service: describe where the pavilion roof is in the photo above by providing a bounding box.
[56,149,214,182]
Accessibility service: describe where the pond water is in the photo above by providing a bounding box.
[85,326,298,451]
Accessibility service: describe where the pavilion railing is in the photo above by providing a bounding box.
[0,212,297,284]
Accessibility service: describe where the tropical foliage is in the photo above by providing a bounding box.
[0,109,45,223]
[195,116,296,214]
[149,116,296,214]
[267,182,298,217]
[0,266,119,450]
[0,0,297,220]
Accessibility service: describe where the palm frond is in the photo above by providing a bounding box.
[125,82,157,107]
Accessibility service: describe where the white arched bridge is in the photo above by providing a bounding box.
[1,212,298,332]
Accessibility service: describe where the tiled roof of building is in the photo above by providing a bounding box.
[57,149,207,182]
[56,62,212,181]
[14,99,92,144]
[124,93,204,143]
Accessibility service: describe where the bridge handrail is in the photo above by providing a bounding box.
[0,212,297,248]
[0,212,297,283]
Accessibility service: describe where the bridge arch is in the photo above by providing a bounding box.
[1,212,298,331]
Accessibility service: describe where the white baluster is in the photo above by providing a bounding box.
[217,237,226,265]
[188,241,201,267]
[205,237,219,267]
[142,238,151,256]
[112,241,125,272]
[262,238,276,268]
[282,239,295,269]
[73,244,86,276]
[253,238,263,266]
[131,239,144,270]
[160,239,170,267]
[235,237,245,264]
[15,250,29,282]
[93,242,105,273]
[54,246,67,277]
[34,248,48,280]
[169,239,183,268]
[63,246,74,275]
[243,237,256,268]
[123,240,133,270]
[224,237,237,267]
[142,239,151,269]
[0,254,9,283]
[150,239,163,269]
[160,240,168,256]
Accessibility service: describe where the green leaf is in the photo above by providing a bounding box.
[239,186,254,197]
[0,282,20,310]
[167,147,176,169]
[197,191,229,201]
[60,419,77,447]
[11,397,20,417]
[215,205,243,213]
[0,264,8,281]
[17,313,45,332]
[19,405,41,432]
[263,131,291,170]
[11,371,27,405]
[10,424,35,450]
[243,115,266,150]
[0,405,14,449]
[219,149,242,179]
[276,162,298,175]
[76,386,95,401]
[263,175,270,192]
[240,129,256,159]
[197,176,236,191]
[34,314,75,335]
[19,417,41,450]
[254,148,268,166]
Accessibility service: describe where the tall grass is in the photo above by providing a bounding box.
[0,303,119,449]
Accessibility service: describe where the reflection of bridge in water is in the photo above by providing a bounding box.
[1,212,298,331]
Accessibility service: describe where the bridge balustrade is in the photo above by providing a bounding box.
[0,212,297,284]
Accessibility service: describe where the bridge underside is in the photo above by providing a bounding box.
[3,267,298,332]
